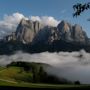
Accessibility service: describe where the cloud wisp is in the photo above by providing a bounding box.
[60,9,67,14]
[0,12,27,38]
[30,16,60,27]
[0,12,60,38]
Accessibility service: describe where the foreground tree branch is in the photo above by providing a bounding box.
[73,2,90,17]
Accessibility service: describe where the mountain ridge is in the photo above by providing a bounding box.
[15,19,89,44]
[0,19,90,54]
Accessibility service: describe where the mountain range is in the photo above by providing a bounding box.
[0,18,90,54]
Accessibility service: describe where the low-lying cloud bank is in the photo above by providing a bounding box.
[0,50,90,84]
[0,13,27,38]
[30,16,60,27]
[0,12,59,38]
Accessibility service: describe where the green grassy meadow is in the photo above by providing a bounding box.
[0,80,90,89]
[0,62,90,89]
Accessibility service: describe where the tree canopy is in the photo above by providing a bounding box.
[73,2,90,17]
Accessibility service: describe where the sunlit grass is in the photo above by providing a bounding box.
[0,80,90,89]
[0,66,90,89]
[0,66,32,82]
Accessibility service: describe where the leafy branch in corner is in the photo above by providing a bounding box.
[73,2,90,17]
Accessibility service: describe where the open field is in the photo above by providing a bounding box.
[0,63,90,89]
[0,80,90,89]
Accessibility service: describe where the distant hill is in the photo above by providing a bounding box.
[0,61,71,84]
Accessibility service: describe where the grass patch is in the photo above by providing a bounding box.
[0,62,90,89]
[0,66,33,82]
[0,80,90,89]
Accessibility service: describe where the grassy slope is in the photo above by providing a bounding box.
[0,66,32,82]
[0,80,90,89]
[0,67,90,89]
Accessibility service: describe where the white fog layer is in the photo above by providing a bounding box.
[0,50,90,84]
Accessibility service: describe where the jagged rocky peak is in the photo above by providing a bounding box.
[72,24,88,42]
[32,26,60,44]
[4,32,16,42]
[16,18,41,33]
[15,18,41,44]
[57,20,88,43]
[1,19,90,54]
[7,19,88,44]
[57,20,71,33]
[57,20,72,41]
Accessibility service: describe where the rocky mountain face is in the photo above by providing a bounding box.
[57,21,88,43]
[1,19,90,54]
[32,26,60,44]
[15,19,41,44]
[14,19,88,44]
[4,19,88,44]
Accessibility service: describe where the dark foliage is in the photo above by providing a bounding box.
[7,61,71,84]
[73,2,90,17]
[0,39,90,55]
[74,80,81,85]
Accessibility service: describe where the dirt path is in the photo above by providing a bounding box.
[0,78,17,83]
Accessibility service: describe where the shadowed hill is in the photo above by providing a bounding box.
[0,61,71,84]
